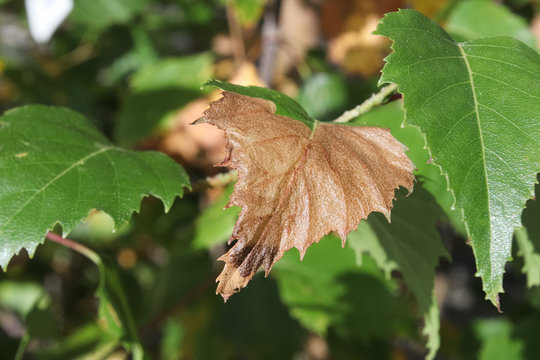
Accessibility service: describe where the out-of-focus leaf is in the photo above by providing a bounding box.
[217,276,306,360]
[37,323,118,360]
[515,314,540,360]
[296,73,347,121]
[0,106,189,269]
[423,291,441,360]
[193,185,240,249]
[160,319,184,360]
[474,318,524,360]
[516,228,540,288]
[273,235,390,335]
[0,281,45,318]
[69,0,149,31]
[228,0,265,27]
[102,27,158,85]
[365,186,448,314]
[115,53,213,147]
[446,0,537,50]
[321,0,398,77]
[0,281,57,339]
[348,221,397,278]
[349,185,447,358]
[516,181,540,287]
[376,9,540,306]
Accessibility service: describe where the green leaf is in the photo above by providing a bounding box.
[515,228,540,288]
[228,0,266,27]
[350,185,447,358]
[116,53,213,147]
[205,80,316,129]
[474,318,524,360]
[0,106,189,268]
[446,0,538,50]
[70,0,149,31]
[376,9,540,306]
[0,281,46,319]
[352,184,448,315]
[272,235,389,335]
[95,258,143,357]
[37,323,119,360]
[193,185,240,249]
[160,319,184,360]
[296,73,348,121]
[516,181,540,287]
[422,291,441,360]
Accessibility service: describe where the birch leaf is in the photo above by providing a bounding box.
[0,106,189,268]
[198,85,414,300]
[376,9,540,307]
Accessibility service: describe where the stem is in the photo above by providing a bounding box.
[45,232,144,352]
[14,333,30,360]
[46,232,101,265]
[333,84,398,123]
[258,0,282,86]
[226,5,246,70]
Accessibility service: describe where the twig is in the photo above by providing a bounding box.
[258,0,282,86]
[226,5,246,70]
[45,232,144,358]
[333,84,398,123]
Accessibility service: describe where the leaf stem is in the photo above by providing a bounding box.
[333,84,398,123]
[45,232,144,355]
[46,231,101,265]
[14,333,30,360]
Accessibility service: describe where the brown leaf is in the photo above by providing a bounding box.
[321,0,403,77]
[199,92,414,301]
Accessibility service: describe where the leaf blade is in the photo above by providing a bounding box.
[0,105,189,268]
[375,9,540,306]
[200,88,414,300]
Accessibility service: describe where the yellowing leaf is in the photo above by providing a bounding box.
[198,89,414,300]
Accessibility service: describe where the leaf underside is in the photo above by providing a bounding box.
[376,9,540,307]
[0,106,189,268]
[199,90,414,300]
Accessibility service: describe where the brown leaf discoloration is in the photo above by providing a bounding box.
[200,91,414,301]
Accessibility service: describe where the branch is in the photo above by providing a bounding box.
[333,84,398,123]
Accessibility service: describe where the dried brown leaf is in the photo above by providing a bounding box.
[199,92,414,300]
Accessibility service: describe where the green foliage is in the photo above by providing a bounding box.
[446,0,537,49]
[116,53,213,146]
[227,0,266,27]
[0,106,189,268]
[1,1,539,359]
[474,319,524,360]
[297,73,348,121]
[70,0,150,32]
[376,9,540,306]
[193,185,240,249]
[517,180,540,287]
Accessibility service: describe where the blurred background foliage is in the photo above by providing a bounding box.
[0,0,539,359]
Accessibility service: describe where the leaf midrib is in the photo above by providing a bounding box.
[457,43,492,276]
[0,145,114,235]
